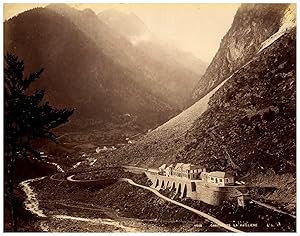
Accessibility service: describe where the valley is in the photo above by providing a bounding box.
[17,158,295,232]
[3,3,296,233]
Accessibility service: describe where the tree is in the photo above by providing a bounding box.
[4,53,74,231]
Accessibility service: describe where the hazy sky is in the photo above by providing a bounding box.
[4,3,240,63]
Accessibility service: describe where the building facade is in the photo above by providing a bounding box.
[148,163,248,206]
[207,171,234,187]
[160,163,205,180]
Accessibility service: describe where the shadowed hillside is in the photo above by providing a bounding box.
[4,7,176,131]
[48,4,204,110]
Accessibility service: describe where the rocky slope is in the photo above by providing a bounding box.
[192,4,291,102]
[182,28,295,173]
[179,27,296,211]
[4,7,175,131]
[102,4,296,180]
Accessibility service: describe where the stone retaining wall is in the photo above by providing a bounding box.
[70,178,118,188]
[146,172,239,206]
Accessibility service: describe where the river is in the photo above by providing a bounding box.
[19,161,139,232]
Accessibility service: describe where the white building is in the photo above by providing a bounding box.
[207,171,234,186]
[172,163,205,179]
[158,164,167,175]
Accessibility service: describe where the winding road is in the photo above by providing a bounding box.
[20,175,139,232]
[66,174,242,233]
[119,178,243,233]
[251,199,296,219]
[20,162,295,233]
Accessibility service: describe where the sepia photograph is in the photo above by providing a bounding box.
[3,1,296,233]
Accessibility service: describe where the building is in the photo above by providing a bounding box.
[159,163,233,185]
[172,163,205,179]
[207,171,234,186]
[147,163,245,206]
[146,163,250,207]
[165,164,174,176]
[158,164,167,175]
[200,171,209,181]
[172,163,184,177]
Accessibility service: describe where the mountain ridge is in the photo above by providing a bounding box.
[4,7,176,131]
[98,8,207,75]
[47,4,205,110]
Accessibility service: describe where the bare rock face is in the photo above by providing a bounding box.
[191,4,290,103]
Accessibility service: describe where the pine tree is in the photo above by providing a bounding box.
[4,53,74,231]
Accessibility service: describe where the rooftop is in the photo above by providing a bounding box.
[209,171,233,178]
[159,164,167,169]
[166,164,174,169]
[174,163,202,170]
[174,163,184,170]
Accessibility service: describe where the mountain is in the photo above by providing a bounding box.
[98,9,207,75]
[98,8,152,44]
[104,4,296,175]
[4,7,175,131]
[47,4,205,110]
[100,3,296,212]
[192,4,291,102]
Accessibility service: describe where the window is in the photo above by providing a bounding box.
[219,178,223,182]
[225,178,229,183]
[191,182,196,192]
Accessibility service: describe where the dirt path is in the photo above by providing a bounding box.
[251,199,296,219]
[119,178,243,233]
[41,199,201,225]
[66,171,242,233]
[19,164,141,232]
[52,215,138,232]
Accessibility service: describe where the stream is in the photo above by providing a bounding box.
[19,161,139,232]
[19,176,48,218]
